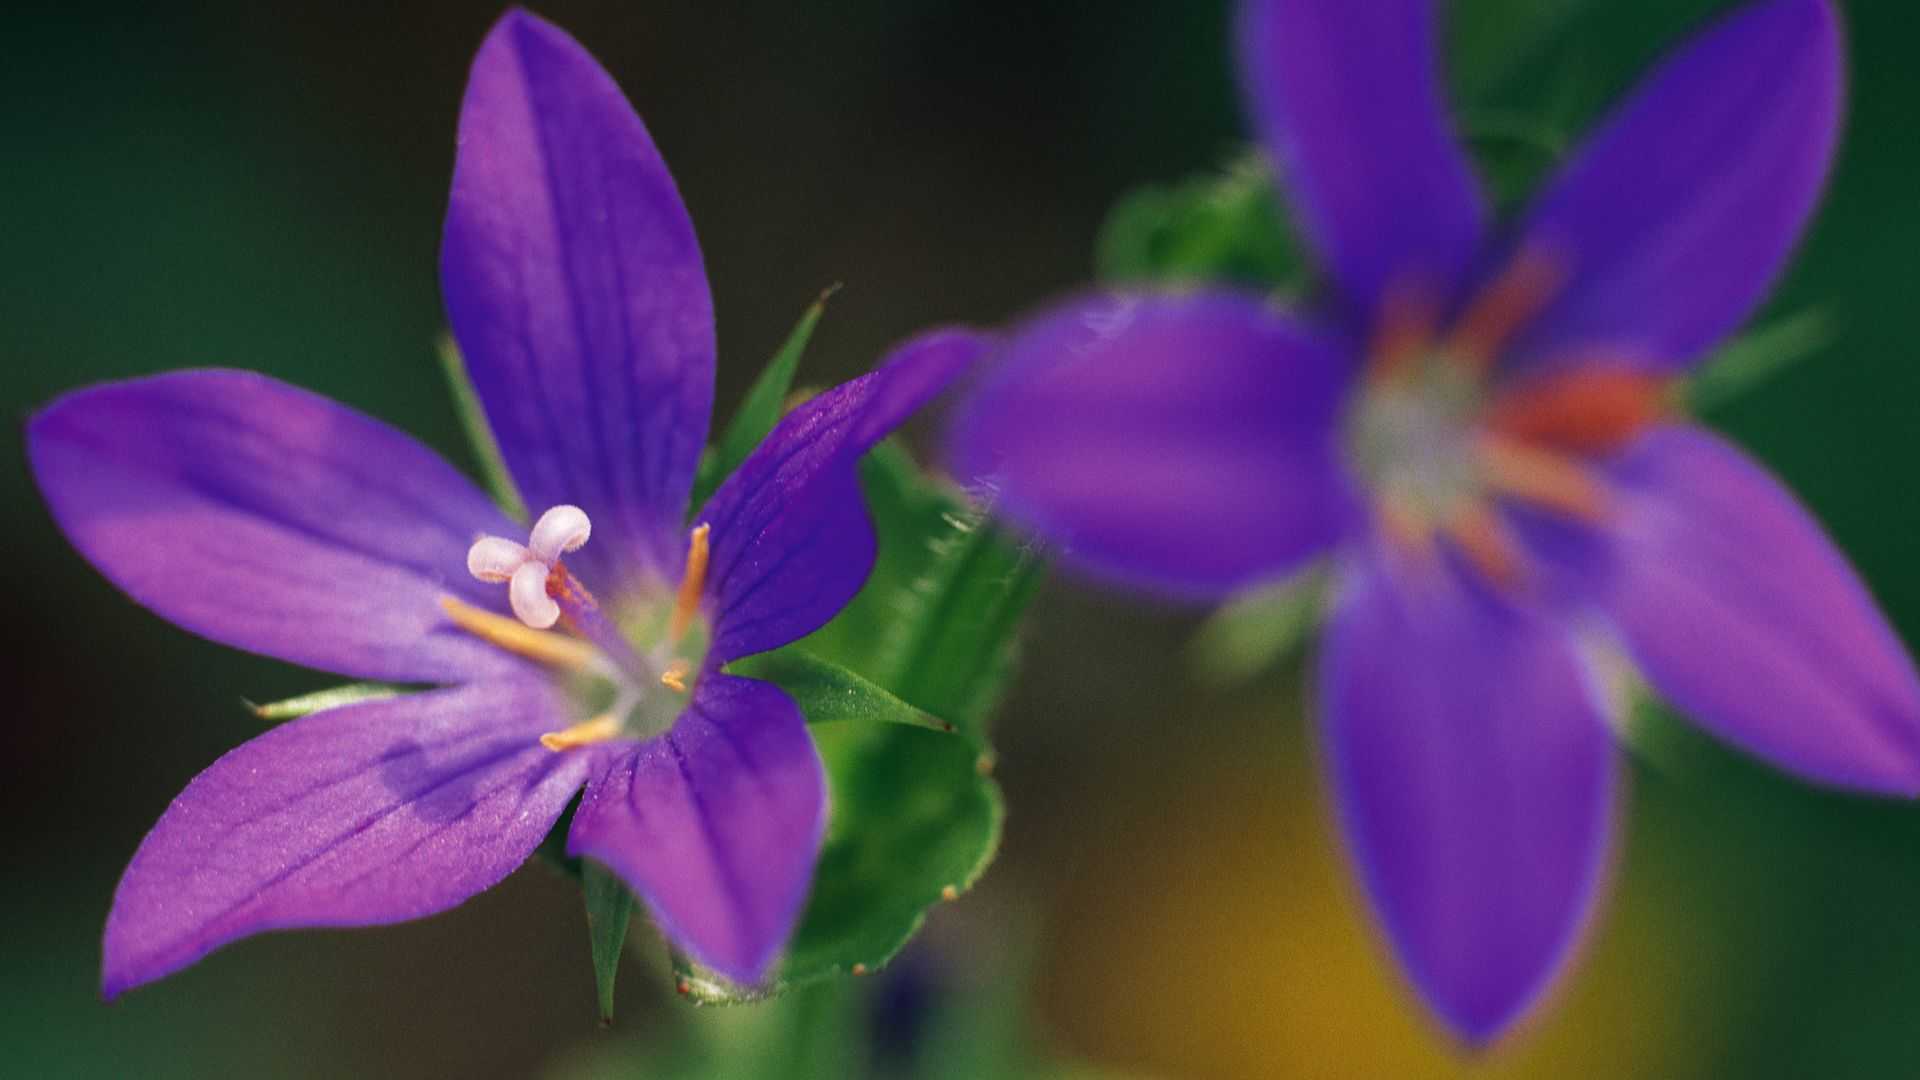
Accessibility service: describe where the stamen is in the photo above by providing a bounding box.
[539,712,622,752]
[1475,437,1610,521]
[1365,279,1441,384]
[659,662,689,694]
[1443,248,1565,374]
[1442,501,1525,588]
[668,524,711,646]
[438,596,598,671]
[1484,368,1670,455]
[1375,497,1437,560]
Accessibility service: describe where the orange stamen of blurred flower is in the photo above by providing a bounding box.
[1444,248,1566,375]
[1484,367,1671,455]
[1476,437,1610,521]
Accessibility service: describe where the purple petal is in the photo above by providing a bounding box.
[947,292,1361,599]
[28,370,529,684]
[697,329,985,663]
[443,10,715,587]
[1507,0,1841,373]
[1599,426,1920,794]
[102,681,590,998]
[1320,551,1616,1044]
[1237,0,1487,328]
[566,674,827,983]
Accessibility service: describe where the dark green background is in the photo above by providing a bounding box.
[5,1,1918,1075]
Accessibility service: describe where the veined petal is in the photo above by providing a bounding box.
[697,329,985,663]
[1599,426,1920,794]
[102,681,590,998]
[1237,0,1487,328]
[28,371,528,684]
[1320,551,1616,1045]
[566,674,827,984]
[1507,0,1841,373]
[443,10,715,587]
[947,292,1361,599]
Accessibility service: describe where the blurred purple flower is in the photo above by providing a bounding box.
[950,0,1917,1042]
[29,10,979,998]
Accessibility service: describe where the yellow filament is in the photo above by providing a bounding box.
[539,712,622,752]
[438,596,597,671]
[660,662,690,694]
[669,524,711,645]
[1475,437,1610,521]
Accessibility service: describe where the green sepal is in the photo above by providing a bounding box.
[676,441,1031,1004]
[581,859,637,1024]
[689,288,837,511]
[673,723,1004,1004]
[436,333,528,523]
[243,681,413,722]
[728,649,963,740]
[1684,310,1834,414]
[1188,565,1328,687]
[1094,153,1303,290]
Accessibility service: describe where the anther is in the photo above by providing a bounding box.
[668,524,711,646]
[539,712,622,752]
[659,662,690,694]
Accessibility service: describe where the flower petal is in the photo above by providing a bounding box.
[1237,0,1487,328]
[1320,551,1616,1044]
[102,681,590,998]
[442,10,715,587]
[28,370,528,684]
[1599,426,1920,793]
[566,674,827,984]
[947,292,1361,599]
[697,329,985,663]
[1507,0,1841,372]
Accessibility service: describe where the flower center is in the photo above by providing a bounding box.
[449,506,713,750]
[1342,251,1670,587]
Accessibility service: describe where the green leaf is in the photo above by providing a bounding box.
[689,288,837,510]
[244,681,411,721]
[1685,309,1834,413]
[1094,154,1303,289]
[674,723,1004,1004]
[729,649,961,739]
[1188,566,1328,687]
[436,333,527,523]
[581,859,637,1024]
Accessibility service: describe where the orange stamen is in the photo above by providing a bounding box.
[1484,367,1671,455]
[1375,497,1437,560]
[1444,248,1565,374]
[1442,500,1525,588]
[539,712,622,752]
[1475,437,1610,521]
[1365,279,1442,383]
[668,524,711,646]
[660,662,690,694]
[438,596,597,671]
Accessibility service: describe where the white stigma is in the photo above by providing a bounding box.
[465,504,592,629]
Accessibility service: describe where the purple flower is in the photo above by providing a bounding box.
[29,10,980,999]
[950,0,1919,1043]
